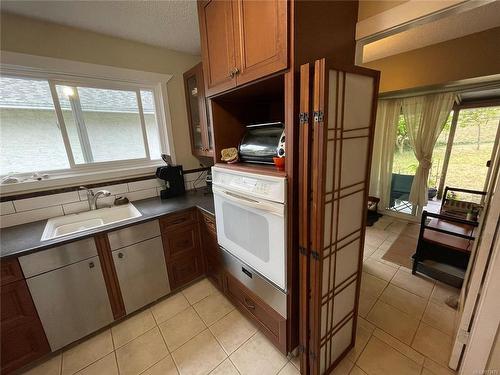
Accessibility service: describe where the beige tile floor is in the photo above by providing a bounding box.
[21,217,460,375]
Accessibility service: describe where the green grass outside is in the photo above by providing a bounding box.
[392,113,498,193]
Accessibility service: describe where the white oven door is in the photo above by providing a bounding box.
[213,185,286,290]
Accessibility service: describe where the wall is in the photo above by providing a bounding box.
[357,0,408,21]
[0,12,201,169]
[362,27,500,93]
[0,172,207,228]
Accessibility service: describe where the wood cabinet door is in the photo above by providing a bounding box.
[198,0,237,97]
[233,0,288,86]
[1,280,50,374]
[162,223,201,261]
[184,63,214,157]
[299,59,379,375]
[167,254,204,291]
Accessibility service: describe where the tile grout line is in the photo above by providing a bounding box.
[364,224,459,373]
[108,328,122,375]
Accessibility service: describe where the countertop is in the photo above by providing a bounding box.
[0,189,215,259]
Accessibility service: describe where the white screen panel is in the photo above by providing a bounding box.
[335,239,360,286]
[341,137,369,188]
[343,73,374,130]
[338,191,364,239]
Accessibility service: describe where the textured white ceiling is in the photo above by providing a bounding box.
[363,1,500,63]
[1,0,201,55]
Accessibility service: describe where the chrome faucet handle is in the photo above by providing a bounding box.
[96,190,111,197]
[79,186,94,197]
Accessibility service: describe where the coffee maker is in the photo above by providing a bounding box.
[156,155,185,199]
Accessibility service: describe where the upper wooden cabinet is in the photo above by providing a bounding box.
[198,0,237,96]
[197,0,288,97]
[183,63,214,158]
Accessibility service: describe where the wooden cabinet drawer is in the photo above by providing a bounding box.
[1,280,50,374]
[225,272,286,349]
[167,253,204,291]
[162,223,200,261]
[160,210,196,233]
[1,258,23,286]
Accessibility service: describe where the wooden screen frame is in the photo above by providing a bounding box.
[298,62,313,373]
[300,58,380,375]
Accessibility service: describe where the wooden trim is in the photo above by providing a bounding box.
[284,66,299,355]
[94,234,126,320]
[298,62,312,372]
[352,57,381,353]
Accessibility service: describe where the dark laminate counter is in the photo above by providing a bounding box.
[0,189,214,259]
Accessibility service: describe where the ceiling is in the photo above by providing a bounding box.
[0,0,201,55]
[362,1,500,63]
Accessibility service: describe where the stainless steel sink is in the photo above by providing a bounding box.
[41,204,142,241]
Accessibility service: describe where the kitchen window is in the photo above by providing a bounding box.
[0,75,167,178]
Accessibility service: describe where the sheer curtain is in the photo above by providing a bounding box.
[370,99,401,209]
[402,92,456,211]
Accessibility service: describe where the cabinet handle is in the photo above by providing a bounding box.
[243,297,255,310]
[232,67,240,76]
[118,252,124,259]
[88,261,95,268]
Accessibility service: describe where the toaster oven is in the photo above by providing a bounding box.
[238,122,285,164]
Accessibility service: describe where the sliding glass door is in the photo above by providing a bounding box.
[386,104,500,217]
[438,106,500,196]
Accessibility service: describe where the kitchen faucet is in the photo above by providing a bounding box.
[79,186,111,210]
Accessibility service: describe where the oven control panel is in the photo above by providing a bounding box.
[212,167,286,203]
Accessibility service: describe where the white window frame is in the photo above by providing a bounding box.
[0,52,176,195]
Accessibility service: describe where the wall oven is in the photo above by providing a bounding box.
[212,166,287,290]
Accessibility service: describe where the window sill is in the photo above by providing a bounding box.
[0,162,165,197]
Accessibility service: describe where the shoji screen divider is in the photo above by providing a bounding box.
[299,58,379,375]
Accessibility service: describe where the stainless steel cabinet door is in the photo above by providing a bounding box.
[26,256,113,351]
[112,237,170,314]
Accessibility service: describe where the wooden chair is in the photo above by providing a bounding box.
[440,186,486,220]
[412,210,478,288]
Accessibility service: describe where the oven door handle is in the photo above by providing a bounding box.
[213,186,284,217]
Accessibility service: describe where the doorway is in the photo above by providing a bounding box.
[387,103,500,217]
[436,105,500,201]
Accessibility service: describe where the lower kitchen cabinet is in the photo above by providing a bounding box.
[166,253,204,290]
[25,255,114,351]
[199,210,224,290]
[112,236,170,314]
[1,279,50,374]
[162,223,201,261]
[161,210,204,291]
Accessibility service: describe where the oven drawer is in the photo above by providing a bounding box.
[225,272,286,352]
